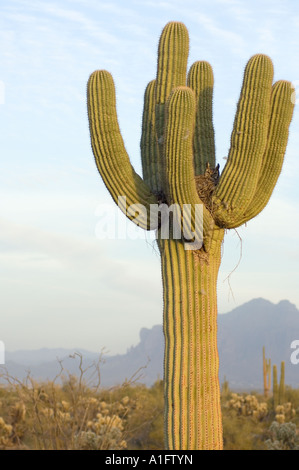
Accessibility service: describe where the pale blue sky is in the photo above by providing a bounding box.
[0,0,298,354]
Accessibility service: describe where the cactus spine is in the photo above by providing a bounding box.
[87,22,294,450]
[263,347,271,398]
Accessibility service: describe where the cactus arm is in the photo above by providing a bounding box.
[140,80,160,193]
[163,86,197,205]
[187,61,216,175]
[212,54,274,228]
[141,21,189,196]
[236,81,295,226]
[155,22,189,137]
[146,22,214,249]
[163,86,213,246]
[87,70,158,230]
[155,22,189,182]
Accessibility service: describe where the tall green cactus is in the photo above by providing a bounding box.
[263,347,271,398]
[273,361,286,408]
[87,22,294,450]
[273,364,279,409]
[279,361,286,405]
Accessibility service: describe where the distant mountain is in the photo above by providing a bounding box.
[217,298,299,389]
[1,298,299,391]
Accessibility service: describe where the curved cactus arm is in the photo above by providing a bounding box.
[212,54,274,228]
[87,70,158,230]
[141,21,189,196]
[187,61,216,175]
[140,80,160,193]
[155,22,189,181]
[163,86,214,248]
[236,80,295,226]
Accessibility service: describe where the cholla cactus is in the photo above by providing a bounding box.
[79,396,132,450]
[0,416,13,448]
[87,22,295,450]
[10,401,26,424]
[82,412,127,450]
[275,403,296,423]
[74,429,127,451]
[227,393,268,422]
[61,400,71,412]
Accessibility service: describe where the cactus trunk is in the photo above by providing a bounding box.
[159,238,223,449]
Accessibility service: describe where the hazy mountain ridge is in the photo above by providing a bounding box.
[2,298,299,390]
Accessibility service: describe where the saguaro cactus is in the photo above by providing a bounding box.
[273,364,279,408]
[87,22,294,450]
[263,347,271,398]
[273,361,286,408]
[279,361,286,405]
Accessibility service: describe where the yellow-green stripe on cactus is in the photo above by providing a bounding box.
[87,22,295,450]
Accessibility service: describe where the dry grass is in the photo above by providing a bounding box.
[0,353,163,450]
[0,359,298,450]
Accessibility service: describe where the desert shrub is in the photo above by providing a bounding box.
[226,393,268,422]
[222,412,267,450]
[222,391,276,450]
[99,380,164,450]
[1,358,299,451]
[274,403,296,424]
[265,421,299,450]
[0,356,164,450]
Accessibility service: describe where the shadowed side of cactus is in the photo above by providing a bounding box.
[87,22,294,450]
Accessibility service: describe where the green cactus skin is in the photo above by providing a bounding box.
[159,237,223,449]
[263,347,271,399]
[273,364,279,409]
[87,22,294,450]
[279,361,285,405]
[273,361,285,408]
